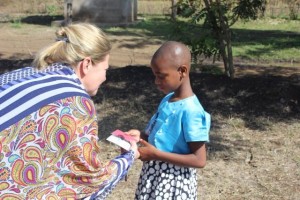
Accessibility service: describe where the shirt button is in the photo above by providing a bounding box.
[157,130,163,135]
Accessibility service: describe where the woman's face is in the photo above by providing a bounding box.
[81,54,110,96]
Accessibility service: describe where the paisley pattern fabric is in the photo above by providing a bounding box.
[0,64,134,199]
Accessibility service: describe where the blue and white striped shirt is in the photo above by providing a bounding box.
[0,63,89,132]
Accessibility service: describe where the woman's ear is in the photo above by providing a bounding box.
[80,57,92,76]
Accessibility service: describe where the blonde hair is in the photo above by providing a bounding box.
[32,23,111,70]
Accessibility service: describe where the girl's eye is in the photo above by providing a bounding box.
[158,75,166,79]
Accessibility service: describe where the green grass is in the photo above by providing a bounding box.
[232,18,300,31]
[105,15,300,64]
[10,18,22,28]
[104,15,176,38]
[46,5,60,16]
[232,18,300,63]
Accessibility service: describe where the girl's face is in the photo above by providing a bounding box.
[151,59,182,94]
[81,54,110,96]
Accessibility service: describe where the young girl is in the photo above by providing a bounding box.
[134,41,211,200]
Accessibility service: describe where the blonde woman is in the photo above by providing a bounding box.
[0,23,139,199]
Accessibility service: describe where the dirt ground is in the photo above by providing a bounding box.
[1,21,300,200]
[0,22,159,70]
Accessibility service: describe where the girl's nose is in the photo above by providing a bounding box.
[154,77,160,85]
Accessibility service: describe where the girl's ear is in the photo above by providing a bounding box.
[178,65,188,77]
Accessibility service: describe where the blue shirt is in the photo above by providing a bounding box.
[145,92,211,154]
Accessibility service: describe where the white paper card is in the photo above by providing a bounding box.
[106,134,131,151]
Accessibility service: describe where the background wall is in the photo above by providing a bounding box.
[71,0,137,24]
[0,0,298,20]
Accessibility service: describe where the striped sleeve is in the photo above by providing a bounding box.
[87,151,135,200]
[0,65,89,132]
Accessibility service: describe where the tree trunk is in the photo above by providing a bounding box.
[226,29,235,78]
[171,0,177,20]
[64,0,73,25]
[204,0,235,78]
[216,0,234,78]
[219,38,229,76]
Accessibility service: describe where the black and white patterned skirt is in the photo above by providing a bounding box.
[135,160,198,200]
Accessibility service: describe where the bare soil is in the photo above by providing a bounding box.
[0,20,300,200]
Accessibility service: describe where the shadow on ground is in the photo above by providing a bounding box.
[1,60,299,154]
[95,65,300,129]
[21,15,64,26]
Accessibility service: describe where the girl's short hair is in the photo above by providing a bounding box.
[33,23,111,70]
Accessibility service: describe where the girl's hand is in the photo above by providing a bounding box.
[138,139,158,161]
[119,129,140,159]
[125,129,140,142]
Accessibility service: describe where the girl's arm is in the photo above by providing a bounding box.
[138,139,206,168]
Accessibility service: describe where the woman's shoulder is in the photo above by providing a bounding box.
[0,66,37,86]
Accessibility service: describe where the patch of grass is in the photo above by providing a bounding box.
[232,18,300,31]
[195,64,224,75]
[227,116,246,130]
[10,18,22,28]
[104,15,176,38]
[46,5,59,16]
[232,18,300,63]
[106,15,300,65]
